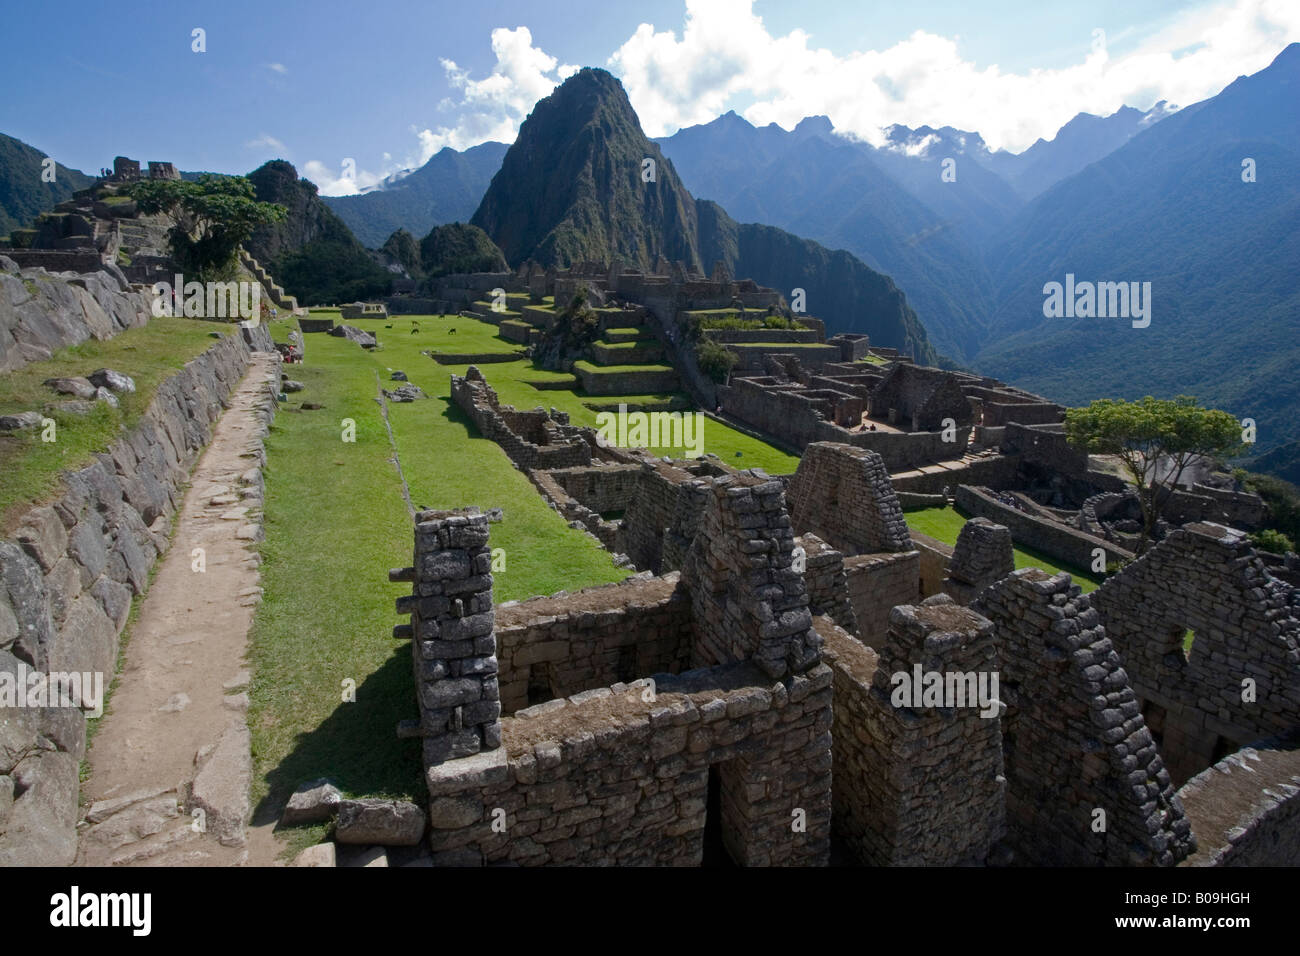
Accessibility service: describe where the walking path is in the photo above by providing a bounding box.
[77,353,280,866]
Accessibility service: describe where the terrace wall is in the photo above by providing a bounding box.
[0,256,152,373]
[955,485,1132,570]
[0,325,276,865]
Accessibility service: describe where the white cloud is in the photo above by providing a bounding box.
[267,62,288,75]
[302,159,393,197]
[245,133,288,154]
[607,0,1300,152]
[414,26,579,161]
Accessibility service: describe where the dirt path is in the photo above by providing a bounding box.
[77,353,282,866]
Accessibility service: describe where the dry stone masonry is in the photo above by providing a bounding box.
[975,570,1195,866]
[824,600,1006,865]
[1091,522,1300,785]
[0,325,275,865]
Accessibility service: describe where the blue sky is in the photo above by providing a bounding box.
[1,0,1295,192]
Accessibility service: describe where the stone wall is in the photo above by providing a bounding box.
[574,365,680,396]
[798,535,858,634]
[889,454,1022,494]
[0,256,152,372]
[844,551,921,650]
[787,443,912,556]
[1176,731,1300,866]
[396,468,834,866]
[682,475,822,679]
[422,661,833,866]
[1090,523,1300,785]
[956,484,1131,571]
[1000,422,1088,476]
[394,509,501,766]
[0,324,275,865]
[980,401,1063,428]
[450,367,592,472]
[943,518,1014,604]
[493,574,693,713]
[910,530,954,599]
[974,569,1194,865]
[621,459,701,573]
[718,378,972,468]
[821,602,1005,865]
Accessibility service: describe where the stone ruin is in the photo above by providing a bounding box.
[388,365,1300,866]
[1090,522,1300,785]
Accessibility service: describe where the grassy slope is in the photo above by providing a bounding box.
[0,318,233,532]
[905,505,1102,593]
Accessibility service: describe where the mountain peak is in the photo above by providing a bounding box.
[794,115,834,137]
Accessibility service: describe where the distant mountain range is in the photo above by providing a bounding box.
[977,42,1300,455]
[323,142,507,248]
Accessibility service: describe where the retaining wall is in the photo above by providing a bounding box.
[0,324,276,865]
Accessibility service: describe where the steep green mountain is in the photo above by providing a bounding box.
[244,159,391,305]
[473,69,705,270]
[0,132,94,237]
[976,42,1300,453]
[1251,439,1300,486]
[324,142,508,248]
[417,222,506,277]
[472,68,936,363]
[380,228,422,276]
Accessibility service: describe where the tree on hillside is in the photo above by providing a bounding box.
[1065,396,1243,553]
[129,174,286,279]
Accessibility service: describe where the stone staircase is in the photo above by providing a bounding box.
[238,248,300,312]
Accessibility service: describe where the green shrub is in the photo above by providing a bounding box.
[1237,470,1300,545]
[696,338,737,383]
[1249,528,1295,555]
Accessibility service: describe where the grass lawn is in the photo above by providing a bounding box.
[904,505,1102,593]
[572,359,675,374]
[594,339,658,350]
[0,317,235,533]
[347,316,798,471]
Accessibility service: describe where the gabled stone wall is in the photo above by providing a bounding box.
[787,442,912,556]
[975,569,1194,865]
[1091,522,1300,784]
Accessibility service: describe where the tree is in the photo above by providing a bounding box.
[1065,396,1243,553]
[129,175,286,279]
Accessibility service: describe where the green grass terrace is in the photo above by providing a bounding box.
[0,318,236,533]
